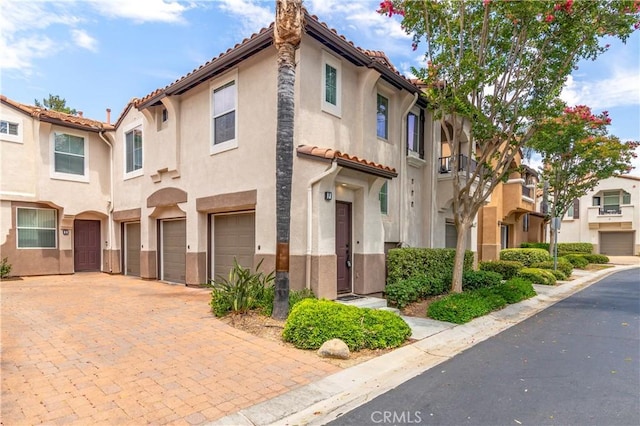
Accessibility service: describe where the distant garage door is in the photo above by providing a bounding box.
[213,212,255,280]
[125,222,141,277]
[600,232,634,256]
[162,219,186,283]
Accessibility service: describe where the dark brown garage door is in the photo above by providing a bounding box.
[74,220,101,271]
[600,232,634,256]
[125,222,140,277]
[162,219,186,283]
[213,213,255,280]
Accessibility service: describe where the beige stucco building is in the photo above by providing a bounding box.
[557,175,640,255]
[1,13,474,299]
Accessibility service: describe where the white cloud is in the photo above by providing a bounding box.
[216,0,273,34]
[71,29,98,52]
[561,69,640,110]
[88,0,192,23]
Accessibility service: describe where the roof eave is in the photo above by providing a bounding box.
[336,158,398,179]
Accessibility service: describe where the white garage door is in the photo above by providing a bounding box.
[213,212,255,280]
[600,232,634,256]
[162,219,186,283]
[125,222,140,277]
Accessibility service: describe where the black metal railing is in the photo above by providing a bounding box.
[438,154,478,174]
[599,207,621,215]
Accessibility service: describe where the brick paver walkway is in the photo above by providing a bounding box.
[1,273,339,425]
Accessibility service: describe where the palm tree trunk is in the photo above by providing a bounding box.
[273,0,303,320]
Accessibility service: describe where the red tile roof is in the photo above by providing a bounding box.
[0,95,113,132]
[297,145,397,178]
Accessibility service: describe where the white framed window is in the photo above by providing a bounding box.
[211,71,238,155]
[17,207,57,249]
[0,116,23,143]
[377,93,389,139]
[566,203,574,218]
[51,131,88,182]
[321,51,342,117]
[379,181,388,214]
[124,123,143,178]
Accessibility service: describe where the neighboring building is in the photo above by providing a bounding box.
[477,152,545,261]
[557,175,640,256]
[1,12,475,299]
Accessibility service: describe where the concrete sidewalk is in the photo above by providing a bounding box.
[214,260,640,426]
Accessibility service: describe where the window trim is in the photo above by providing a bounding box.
[50,130,89,182]
[377,93,389,140]
[379,181,388,215]
[123,121,144,179]
[210,70,239,155]
[321,51,342,117]
[16,207,57,249]
[0,115,23,144]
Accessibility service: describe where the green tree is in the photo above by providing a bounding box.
[528,101,638,255]
[379,0,639,292]
[272,0,303,319]
[34,94,77,115]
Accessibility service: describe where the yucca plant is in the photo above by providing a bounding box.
[210,258,275,317]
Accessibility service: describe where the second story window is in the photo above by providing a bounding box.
[377,94,388,139]
[125,126,143,174]
[161,108,168,122]
[0,120,18,136]
[211,76,237,153]
[407,112,421,155]
[54,133,85,176]
[322,52,341,117]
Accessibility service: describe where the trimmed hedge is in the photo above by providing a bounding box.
[521,242,550,250]
[500,248,552,267]
[548,269,568,281]
[427,292,495,324]
[462,270,502,291]
[562,254,589,269]
[479,260,524,280]
[581,254,610,264]
[282,299,411,351]
[521,242,593,255]
[385,274,446,309]
[387,248,474,287]
[530,258,573,277]
[518,268,557,285]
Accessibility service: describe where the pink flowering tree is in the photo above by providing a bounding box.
[379,0,640,292]
[527,101,639,256]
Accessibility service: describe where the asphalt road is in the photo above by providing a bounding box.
[330,268,640,426]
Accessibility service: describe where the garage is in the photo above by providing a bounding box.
[213,212,255,280]
[161,219,186,283]
[124,222,140,277]
[600,231,634,256]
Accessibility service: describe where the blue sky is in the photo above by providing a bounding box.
[2,0,639,172]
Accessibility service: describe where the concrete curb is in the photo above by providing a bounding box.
[211,264,639,426]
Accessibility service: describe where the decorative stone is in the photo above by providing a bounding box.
[317,338,350,359]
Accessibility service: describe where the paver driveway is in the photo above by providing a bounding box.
[1,273,339,425]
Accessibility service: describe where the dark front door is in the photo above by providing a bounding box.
[336,201,352,293]
[74,220,101,271]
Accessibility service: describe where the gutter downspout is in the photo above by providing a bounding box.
[399,93,419,246]
[306,161,339,290]
[99,130,114,273]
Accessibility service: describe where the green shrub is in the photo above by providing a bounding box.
[518,268,557,285]
[210,259,274,317]
[387,248,474,287]
[474,287,508,310]
[0,257,11,279]
[427,292,493,324]
[562,254,589,269]
[479,260,524,280]
[491,277,536,304]
[282,299,410,351]
[530,258,573,277]
[558,242,593,254]
[256,286,316,317]
[582,254,610,264]
[549,269,568,281]
[500,248,552,267]
[520,242,550,251]
[462,270,502,291]
[385,279,420,309]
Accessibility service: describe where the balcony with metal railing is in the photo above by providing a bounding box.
[438,154,477,174]
[588,205,634,224]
